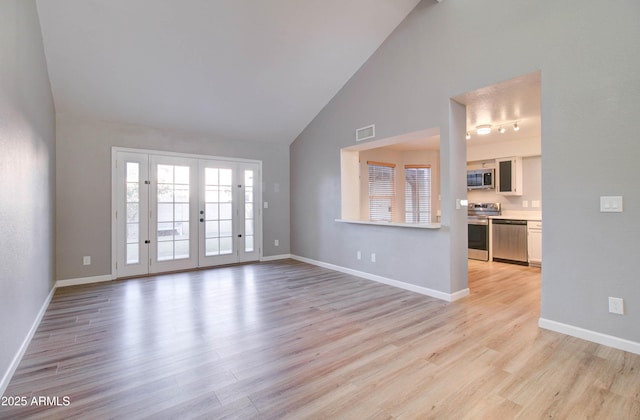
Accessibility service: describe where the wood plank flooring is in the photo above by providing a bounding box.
[1,259,639,419]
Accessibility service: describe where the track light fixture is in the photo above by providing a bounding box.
[476,125,492,135]
[466,121,522,140]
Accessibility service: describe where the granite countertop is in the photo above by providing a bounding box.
[489,211,542,221]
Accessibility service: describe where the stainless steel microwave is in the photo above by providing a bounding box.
[467,169,494,190]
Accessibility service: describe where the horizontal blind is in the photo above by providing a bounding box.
[367,162,395,222]
[405,166,431,223]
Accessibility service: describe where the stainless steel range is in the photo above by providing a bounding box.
[468,202,501,261]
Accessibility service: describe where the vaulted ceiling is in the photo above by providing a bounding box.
[35,0,421,144]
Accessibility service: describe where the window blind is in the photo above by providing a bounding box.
[367,161,396,222]
[404,165,431,223]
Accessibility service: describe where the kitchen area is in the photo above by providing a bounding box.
[456,72,542,269]
[466,156,542,267]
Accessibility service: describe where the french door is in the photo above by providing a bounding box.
[114,150,261,278]
[198,159,261,266]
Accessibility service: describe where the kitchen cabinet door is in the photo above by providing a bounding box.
[496,157,523,196]
[528,221,542,266]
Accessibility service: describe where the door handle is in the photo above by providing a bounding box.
[200,218,204,223]
[238,234,242,238]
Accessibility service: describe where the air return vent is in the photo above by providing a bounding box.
[356,124,375,142]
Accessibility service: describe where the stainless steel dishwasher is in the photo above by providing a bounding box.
[492,219,528,265]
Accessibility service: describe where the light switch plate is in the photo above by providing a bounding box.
[600,196,623,213]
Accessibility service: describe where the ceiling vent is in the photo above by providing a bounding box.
[356,124,375,142]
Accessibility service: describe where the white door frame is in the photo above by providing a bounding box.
[111,147,263,279]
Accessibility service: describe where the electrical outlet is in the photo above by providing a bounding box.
[274,239,279,246]
[608,297,624,315]
[83,256,91,266]
[532,200,541,208]
[356,251,361,260]
[264,201,269,209]
[522,200,529,208]
[371,253,376,263]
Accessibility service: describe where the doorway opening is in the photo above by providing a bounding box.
[452,72,542,291]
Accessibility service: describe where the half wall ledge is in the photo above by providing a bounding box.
[335,219,441,229]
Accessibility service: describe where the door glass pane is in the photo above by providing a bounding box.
[126,184,139,202]
[158,241,173,261]
[126,162,140,264]
[157,203,174,222]
[126,223,139,243]
[206,238,219,255]
[206,221,219,237]
[205,187,219,203]
[220,169,232,186]
[219,203,232,219]
[220,237,233,254]
[205,168,218,185]
[175,186,189,202]
[157,222,174,240]
[244,169,255,253]
[205,203,218,220]
[245,170,254,187]
[126,244,139,265]
[245,220,254,236]
[204,166,234,257]
[220,186,232,203]
[126,163,139,183]
[126,203,139,223]
[156,164,190,261]
[175,240,189,259]
[176,222,189,240]
[157,165,173,183]
[219,220,232,236]
[157,184,174,202]
[175,166,190,184]
[175,203,189,221]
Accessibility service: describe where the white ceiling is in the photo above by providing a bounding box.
[35,0,421,144]
[454,72,541,145]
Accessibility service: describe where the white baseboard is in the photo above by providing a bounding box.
[55,274,113,288]
[290,254,468,302]
[261,254,292,262]
[0,286,55,397]
[539,318,640,355]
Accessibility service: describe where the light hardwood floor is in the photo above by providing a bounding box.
[1,259,639,419]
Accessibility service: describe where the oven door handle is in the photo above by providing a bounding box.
[468,218,489,225]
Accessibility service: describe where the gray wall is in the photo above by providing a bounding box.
[290,0,640,342]
[0,0,56,387]
[56,115,290,280]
